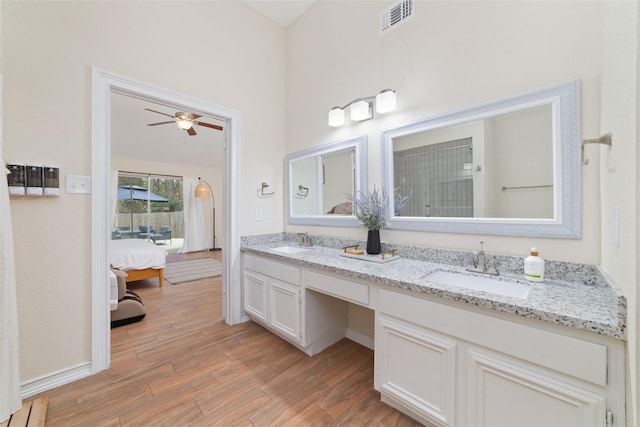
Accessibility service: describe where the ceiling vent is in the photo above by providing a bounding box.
[379,0,414,35]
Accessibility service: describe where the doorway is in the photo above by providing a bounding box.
[92,68,243,373]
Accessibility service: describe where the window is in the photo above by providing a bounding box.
[113,173,183,249]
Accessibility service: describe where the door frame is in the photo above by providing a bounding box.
[91,68,243,372]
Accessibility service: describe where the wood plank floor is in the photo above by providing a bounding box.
[35,250,422,426]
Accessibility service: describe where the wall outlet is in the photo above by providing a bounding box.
[255,208,263,221]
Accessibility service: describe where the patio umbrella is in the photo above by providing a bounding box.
[117,185,169,203]
[117,185,169,230]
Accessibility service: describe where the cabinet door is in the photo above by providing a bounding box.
[269,279,302,344]
[243,270,268,323]
[377,315,456,427]
[467,348,606,427]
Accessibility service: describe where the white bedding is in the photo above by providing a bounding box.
[109,239,168,271]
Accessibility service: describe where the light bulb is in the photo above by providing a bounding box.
[350,100,372,121]
[328,107,345,127]
[376,89,397,113]
[195,181,211,198]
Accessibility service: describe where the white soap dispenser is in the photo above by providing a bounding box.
[524,247,545,282]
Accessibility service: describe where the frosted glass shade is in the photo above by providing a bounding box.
[176,119,193,130]
[376,90,397,113]
[328,107,345,127]
[350,100,372,121]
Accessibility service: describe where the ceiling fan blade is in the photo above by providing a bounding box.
[193,121,224,131]
[186,127,197,136]
[187,113,202,120]
[147,121,175,126]
[144,108,175,119]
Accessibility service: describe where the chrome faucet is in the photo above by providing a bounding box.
[297,232,313,247]
[465,241,499,275]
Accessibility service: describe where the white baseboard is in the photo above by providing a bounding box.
[21,362,93,399]
[346,327,374,350]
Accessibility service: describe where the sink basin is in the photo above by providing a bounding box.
[271,246,310,254]
[427,270,530,299]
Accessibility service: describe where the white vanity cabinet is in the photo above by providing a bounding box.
[243,254,303,345]
[377,314,457,427]
[243,269,269,323]
[376,288,624,427]
[242,249,625,427]
[242,253,350,355]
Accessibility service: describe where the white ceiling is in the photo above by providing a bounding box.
[244,0,315,27]
[111,93,225,170]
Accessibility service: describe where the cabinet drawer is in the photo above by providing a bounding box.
[305,270,369,306]
[244,253,300,285]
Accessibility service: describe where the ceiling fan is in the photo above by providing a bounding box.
[145,108,223,136]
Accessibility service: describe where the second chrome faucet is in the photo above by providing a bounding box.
[297,232,313,247]
[465,241,499,275]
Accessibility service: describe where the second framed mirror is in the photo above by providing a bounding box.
[286,135,367,227]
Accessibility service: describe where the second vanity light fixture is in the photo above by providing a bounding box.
[328,89,397,127]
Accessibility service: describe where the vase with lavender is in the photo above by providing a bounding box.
[348,186,407,255]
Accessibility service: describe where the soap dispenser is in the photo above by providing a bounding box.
[524,247,545,282]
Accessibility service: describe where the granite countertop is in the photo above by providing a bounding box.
[242,240,627,339]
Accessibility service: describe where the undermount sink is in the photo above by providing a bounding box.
[427,270,531,299]
[271,246,310,254]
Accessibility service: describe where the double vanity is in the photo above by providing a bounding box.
[241,235,626,427]
[259,79,626,426]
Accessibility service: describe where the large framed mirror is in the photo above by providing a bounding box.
[286,135,367,227]
[382,80,581,238]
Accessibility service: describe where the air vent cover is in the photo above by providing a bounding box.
[379,0,414,35]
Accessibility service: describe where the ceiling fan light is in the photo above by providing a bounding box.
[176,119,193,130]
[376,89,397,113]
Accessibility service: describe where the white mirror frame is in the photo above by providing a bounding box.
[286,135,367,227]
[382,79,581,238]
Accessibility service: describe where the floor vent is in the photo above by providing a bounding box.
[379,0,414,35]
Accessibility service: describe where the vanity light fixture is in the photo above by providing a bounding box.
[328,89,397,127]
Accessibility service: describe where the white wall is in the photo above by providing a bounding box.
[599,2,639,425]
[2,1,285,384]
[286,0,603,263]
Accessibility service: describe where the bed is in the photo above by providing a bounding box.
[326,201,352,215]
[109,239,168,287]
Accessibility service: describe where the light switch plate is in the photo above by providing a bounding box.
[255,208,263,221]
[66,175,92,194]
